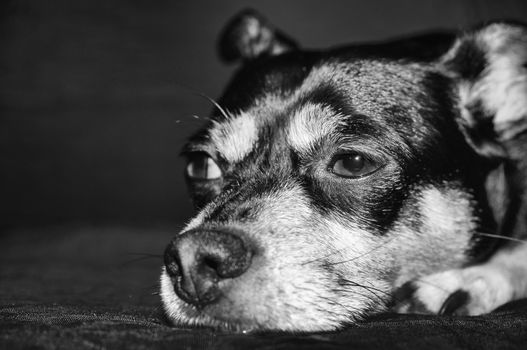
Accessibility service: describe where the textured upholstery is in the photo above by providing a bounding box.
[1,227,526,349]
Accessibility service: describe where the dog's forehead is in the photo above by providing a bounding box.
[205,59,435,163]
[208,101,344,163]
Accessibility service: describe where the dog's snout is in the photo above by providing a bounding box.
[164,229,253,306]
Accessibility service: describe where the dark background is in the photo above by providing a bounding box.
[2,0,527,229]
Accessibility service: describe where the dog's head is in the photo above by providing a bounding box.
[161,10,527,331]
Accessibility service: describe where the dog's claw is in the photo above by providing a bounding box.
[438,289,470,315]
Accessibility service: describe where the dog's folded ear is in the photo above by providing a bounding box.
[439,22,527,239]
[218,9,298,63]
[439,22,527,162]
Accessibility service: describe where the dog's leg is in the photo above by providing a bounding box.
[394,242,527,315]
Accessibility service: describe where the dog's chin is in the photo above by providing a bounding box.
[159,268,364,332]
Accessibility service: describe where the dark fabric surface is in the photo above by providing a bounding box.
[1,227,527,349]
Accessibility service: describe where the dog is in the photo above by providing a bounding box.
[160,10,527,332]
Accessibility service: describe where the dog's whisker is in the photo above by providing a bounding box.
[334,278,393,301]
[331,288,382,304]
[172,81,229,120]
[305,227,423,267]
[334,277,400,307]
[302,244,370,266]
[473,232,527,244]
[303,229,417,266]
[324,236,398,267]
[194,92,231,120]
[312,296,354,317]
[131,283,162,299]
[172,114,211,125]
[340,279,393,301]
[145,283,160,290]
[301,249,343,266]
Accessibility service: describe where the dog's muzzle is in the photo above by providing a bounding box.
[164,229,253,307]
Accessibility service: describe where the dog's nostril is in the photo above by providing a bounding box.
[164,242,180,277]
[202,256,220,272]
[165,260,180,276]
[164,229,253,306]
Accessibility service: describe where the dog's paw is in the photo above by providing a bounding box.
[392,265,514,315]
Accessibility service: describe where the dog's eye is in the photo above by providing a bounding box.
[331,153,380,178]
[186,153,222,180]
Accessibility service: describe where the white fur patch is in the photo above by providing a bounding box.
[490,242,527,299]
[210,112,259,163]
[392,186,476,288]
[419,187,475,240]
[287,103,343,154]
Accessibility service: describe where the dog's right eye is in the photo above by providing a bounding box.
[186,153,222,180]
[330,152,382,178]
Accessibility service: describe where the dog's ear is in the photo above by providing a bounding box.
[439,22,527,238]
[218,9,298,63]
[439,22,527,162]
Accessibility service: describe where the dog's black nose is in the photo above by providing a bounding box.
[164,229,252,306]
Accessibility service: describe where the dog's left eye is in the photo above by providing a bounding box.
[186,153,222,180]
[330,153,381,178]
